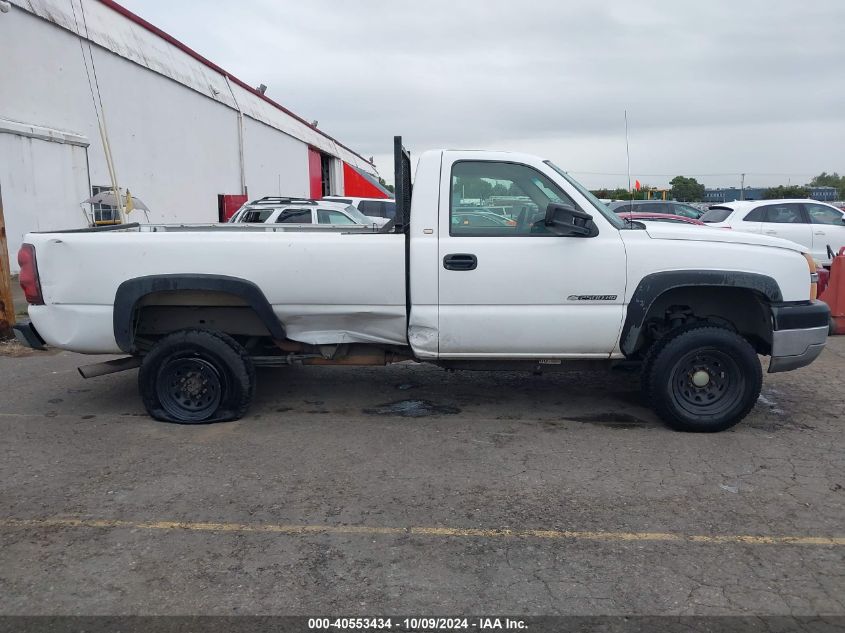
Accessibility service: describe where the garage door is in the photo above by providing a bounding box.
[0,120,90,273]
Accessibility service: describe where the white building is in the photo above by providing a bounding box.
[0,0,389,272]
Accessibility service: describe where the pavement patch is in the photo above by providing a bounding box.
[363,399,460,417]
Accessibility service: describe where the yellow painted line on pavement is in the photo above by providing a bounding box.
[1,516,843,546]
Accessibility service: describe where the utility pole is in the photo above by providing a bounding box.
[740,173,745,201]
[0,182,16,339]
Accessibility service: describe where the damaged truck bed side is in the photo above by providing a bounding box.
[14,137,829,432]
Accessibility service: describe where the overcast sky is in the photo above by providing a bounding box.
[121,0,845,190]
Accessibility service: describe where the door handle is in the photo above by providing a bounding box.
[814,231,826,236]
[443,253,477,271]
[764,230,777,235]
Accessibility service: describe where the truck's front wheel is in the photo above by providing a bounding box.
[646,326,761,432]
[139,329,255,424]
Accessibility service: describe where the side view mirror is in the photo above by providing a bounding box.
[544,203,598,237]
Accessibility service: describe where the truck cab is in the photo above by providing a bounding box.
[407,150,628,359]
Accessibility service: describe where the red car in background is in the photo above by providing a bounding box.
[618,212,706,226]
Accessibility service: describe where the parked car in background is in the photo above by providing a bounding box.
[700,199,845,265]
[227,197,311,223]
[618,212,705,226]
[323,196,396,222]
[452,210,517,228]
[229,197,387,227]
[608,200,703,219]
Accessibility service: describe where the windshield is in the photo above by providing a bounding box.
[341,204,374,224]
[544,162,625,229]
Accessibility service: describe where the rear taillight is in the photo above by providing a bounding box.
[17,243,44,305]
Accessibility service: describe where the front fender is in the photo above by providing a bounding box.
[620,270,782,355]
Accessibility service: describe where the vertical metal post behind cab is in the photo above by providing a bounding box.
[394,136,413,327]
[393,136,412,234]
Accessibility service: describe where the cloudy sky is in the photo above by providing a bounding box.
[121,0,845,190]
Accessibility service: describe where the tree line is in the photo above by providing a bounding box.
[590,172,844,202]
[443,172,843,204]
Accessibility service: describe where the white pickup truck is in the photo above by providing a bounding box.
[14,138,829,432]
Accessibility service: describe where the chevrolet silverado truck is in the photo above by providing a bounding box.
[13,138,829,432]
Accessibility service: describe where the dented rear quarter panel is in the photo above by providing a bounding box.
[24,229,408,353]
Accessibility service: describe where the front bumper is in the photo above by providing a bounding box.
[768,301,830,373]
[12,320,46,350]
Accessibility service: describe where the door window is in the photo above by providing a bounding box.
[317,209,356,224]
[759,203,805,224]
[275,209,312,223]
[743,208,765,221]
[450,161,576,236]
[805,204,844,225]
[241,208,276,223]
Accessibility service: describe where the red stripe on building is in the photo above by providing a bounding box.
[342,162,391,198]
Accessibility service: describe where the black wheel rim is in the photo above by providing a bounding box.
[156,356,223,421]
[669,348,745,417]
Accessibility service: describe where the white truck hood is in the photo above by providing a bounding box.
[642,224,805,253]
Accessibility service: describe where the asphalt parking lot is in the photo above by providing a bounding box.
[0,337,843,616]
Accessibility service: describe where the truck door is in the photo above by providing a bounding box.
[436,157,627,358]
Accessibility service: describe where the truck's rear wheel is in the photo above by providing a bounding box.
[646,326,761,432]
[139,329,255,424]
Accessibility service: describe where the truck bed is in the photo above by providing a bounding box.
[25,224,407,353]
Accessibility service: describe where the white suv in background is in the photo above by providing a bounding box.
[323,196,396,222]
[228,197,388,227]
[701,199,845,264]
